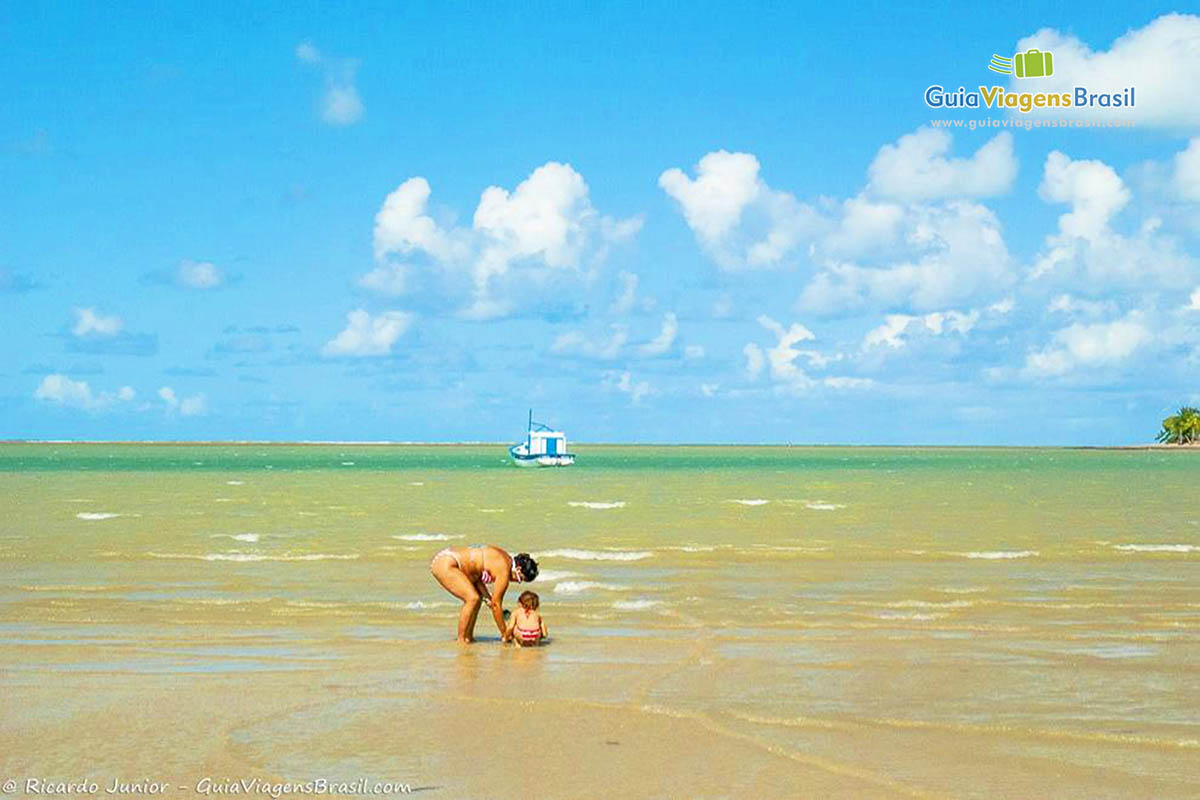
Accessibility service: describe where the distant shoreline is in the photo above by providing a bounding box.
[1,440,1197,450]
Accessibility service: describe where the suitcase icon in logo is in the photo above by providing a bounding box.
[1014,49,1053,78]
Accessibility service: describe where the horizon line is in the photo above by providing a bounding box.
[0,439,1190,450]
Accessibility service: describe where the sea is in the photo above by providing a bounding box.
[1,444,1197,798]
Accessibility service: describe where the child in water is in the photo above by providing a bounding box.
[506,590,547,646]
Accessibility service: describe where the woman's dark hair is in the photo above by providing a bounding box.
[514,553,538,582]
[518,590,539,610]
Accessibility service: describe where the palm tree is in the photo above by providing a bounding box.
[1156,406,1200,445]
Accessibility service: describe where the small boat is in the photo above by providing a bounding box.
[509,410,576,467]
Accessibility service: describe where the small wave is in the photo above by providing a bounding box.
[534,570,579,582]
[226,481,245,486]
[660,545,718,552]
[409,482,425,486]
[210,533,260,543]
[804,502,845,511]
[537,548,652,561]
[883,600,972,609]
[876,611,946,621]
[567,501,626,510]
[392,533,463,542]
[76,512,120,521]
[937,587,987,594]
[554,581,628,595]
[20,585,116,593]
[612,599,661,610]
[1112,544,1198,553]
[340,461,355,466]
[729,499,769,506]
[954,550,1039,559]
[146,552,359,562]
[478,508,505,513]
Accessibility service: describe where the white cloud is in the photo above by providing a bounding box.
[608,371,653,405]
[373,177,465,262]
[700,382,719,397]
[799,200,1014,313]
[321,83,363,126]
[322,309,412,357]
[367,163,639,318]
[1188,287,1200,311]
[743,316,868,393]
[637,313,677,357]
[296,41,364,126]
[34,375,135,411]
[158,386,207,417]
[820,196,905,258]
[551,325,627,360]
[1173,138,1200,202]
[1047,294,1118,318]
[1012,14,1200,127]
[1032,151,1195,289]
[658,150,823,269]
[863,309,979,350]
[867,128,1017,201]
[684,344,705,360]
[72,308,123,337]
[177,260,224,289]
[1038,151,1129,241]
[357,264,408,296]
[1024,313,1152,377]
[659,151,761,244]
[295,41,321,64]
[756,315,816,386]
[743,343,764,380]
[610,271,640,314]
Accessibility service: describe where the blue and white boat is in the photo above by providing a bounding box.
[509,410,576,467]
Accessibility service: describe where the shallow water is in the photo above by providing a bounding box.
[2,444,1198,798]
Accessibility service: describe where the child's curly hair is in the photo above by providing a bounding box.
[518,590,539,610]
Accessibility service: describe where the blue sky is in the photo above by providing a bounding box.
[2,3,1198,444]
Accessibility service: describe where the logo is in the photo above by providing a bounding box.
[923,47,1134,114]
[988,49,1054,78]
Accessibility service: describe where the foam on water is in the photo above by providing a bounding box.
[1112,544,1198,553]
[875,611,946,621]
[612,599,661,610]
[478,508,504,513]
[146,551,359,562]
[209,533,261,543]
[804,502,845,511]
[392,533,463,541]
[954,550,1039,559]
[225,481,245,486]
[883,599,973,608]
[534,570,580,582]
[567,501,626,510]
[554,581,628,595]
[537,548,653,561]
[76,512,120,520]
[729,499,770,506]
[340,461,354,466]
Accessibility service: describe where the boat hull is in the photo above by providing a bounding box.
[509,445,575,467]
